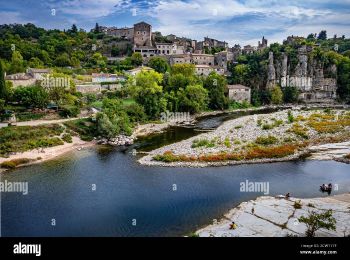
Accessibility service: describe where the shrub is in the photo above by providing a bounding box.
[262,124,273,130]
[255,135,278,145]
[1,161,16,168]
[245,144,297,159]
[287,111,294,123]
[288,124,309,139]
[62,133,73,143]
[192,138,216,148]
[234,125,243,129]
[298,210,336,237]
[1,158,32,168]
[224,137,231,148]
[293,200,302,209]
[59,105,80,118]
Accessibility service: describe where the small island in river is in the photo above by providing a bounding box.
[139,108,350,167]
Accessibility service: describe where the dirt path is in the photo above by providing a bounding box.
[0,117,88,128]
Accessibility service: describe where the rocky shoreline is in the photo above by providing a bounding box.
[195,194,350,237]
[139,108,350,167]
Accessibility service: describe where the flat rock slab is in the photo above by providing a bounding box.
[196,194,350,237]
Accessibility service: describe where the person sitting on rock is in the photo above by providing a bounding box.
[229,222,237,230]
[285,193,290,199]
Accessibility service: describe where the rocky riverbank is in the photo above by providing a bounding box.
[139,109,350,167]
[195,194,350,237]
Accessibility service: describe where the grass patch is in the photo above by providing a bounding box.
[255,135,278,146]
[64,118,96,141]
[16,112,47,122]
[122,98,136,106]
[234,125,243,129]
[1,158,33,169]
[288,123,309,139]
[153,144,298,163]
[223,137,231,148]
[262,124,273,130]
[0,124,64,157]
[192,138,216,148]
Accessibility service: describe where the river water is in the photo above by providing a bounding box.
[1,109,350,237]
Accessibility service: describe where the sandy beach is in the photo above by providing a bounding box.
[0,136,95,173]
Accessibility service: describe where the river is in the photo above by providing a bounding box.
[1,108,350,237]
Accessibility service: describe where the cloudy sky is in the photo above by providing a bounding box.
[0,0,349,46]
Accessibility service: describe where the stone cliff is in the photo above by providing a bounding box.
[266,45,337,102]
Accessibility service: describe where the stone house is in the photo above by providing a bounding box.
[227,85,251,103]
[195,65,224,76]
[5,68,51,87]
[91,73,119,83]
[134,22,152,47]
[169,54,192,66]
[215,51,234,72]
[133,46,158,58]
[156,42,185,55]
[192,54,215,66]
[125,66,154,76]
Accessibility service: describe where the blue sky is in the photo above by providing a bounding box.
[0,0,350,46]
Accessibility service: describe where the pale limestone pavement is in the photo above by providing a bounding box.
[196,194,350,237]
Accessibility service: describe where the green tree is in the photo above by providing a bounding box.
[148,57,169,73]
[299,210,336,237]
[131,52,143,66]
[171,63,195,77]
[0,60,7,100]
[233,64,249,85]
[10,50,25,73]
[28,57,44,68]
[101,98,132,135]
[204,72,228,110]
[96,112,119,140]
[283,86,299,103]
[178,84,208,114]
[168,73,197,92]
[54,53,71,67]
[337,57,350,101]
[318,30,327,41]
[13,86,49,108]
[130,71,166,119]
[271,85,283,104]
[0,99,4,111]
[90,52,106,68]
[71,24,78,34]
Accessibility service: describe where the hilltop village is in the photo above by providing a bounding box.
[0,21,350,170]
[3,21,348,104]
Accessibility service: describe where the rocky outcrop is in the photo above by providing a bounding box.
[196,194,350,237]
[97,135,134,146]
[267,46,337,103]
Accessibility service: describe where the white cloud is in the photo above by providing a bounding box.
[147,0,349,45]
[0,11,34,25]
[48,0,124,18]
